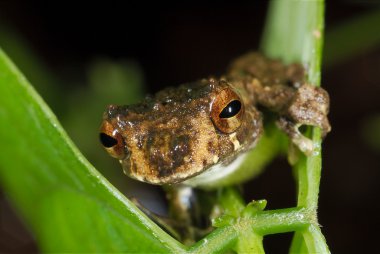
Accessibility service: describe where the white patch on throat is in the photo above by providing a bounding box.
[184,152,247,187]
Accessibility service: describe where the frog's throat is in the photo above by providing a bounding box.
[183,152,248,188]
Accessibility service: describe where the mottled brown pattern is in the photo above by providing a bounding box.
[100,52,330,185]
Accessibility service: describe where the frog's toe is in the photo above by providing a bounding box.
[277,117,315,155]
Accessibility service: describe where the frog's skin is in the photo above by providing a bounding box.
[100,52,330,188]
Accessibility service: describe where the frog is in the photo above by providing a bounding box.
[99,52,330,242]
[99,52,330,187]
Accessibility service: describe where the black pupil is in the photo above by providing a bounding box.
[219,100,242,118]
[100,133,118,148]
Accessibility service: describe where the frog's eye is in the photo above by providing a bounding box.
[100,133,118,148]
[99,120,126,159]
[219,100,242,118]
[211,87,244,133]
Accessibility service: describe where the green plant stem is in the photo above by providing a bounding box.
[289,232,308,254]
[188,207,314,254]
[294,128,322,210]
[252,208,312,235]
[187,226,238,254]
[217,187,245,217]
[303,225,330,253]
[261,0,330,253]
[234,229,264,254]
[262,0,324,85]
[291,224,330,254]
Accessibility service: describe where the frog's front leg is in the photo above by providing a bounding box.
[165,185,202,244]
[132,186,211,245]
[279,84,331,154]
[251,79,331,155]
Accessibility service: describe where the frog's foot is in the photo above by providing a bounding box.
[277,117,314,155]
[278,84,331,155]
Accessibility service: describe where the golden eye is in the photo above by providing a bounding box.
[99,120,126,159]
[210,87,244,133]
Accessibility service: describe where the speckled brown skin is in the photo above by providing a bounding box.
[102,79,262,184]
[100,52,330,185]
[228,52,331,154]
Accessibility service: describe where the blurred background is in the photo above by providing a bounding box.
[0,1,379,253]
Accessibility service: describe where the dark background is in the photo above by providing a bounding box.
[1,1,380,253]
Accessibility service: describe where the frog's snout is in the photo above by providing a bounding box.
[99,119,128,160]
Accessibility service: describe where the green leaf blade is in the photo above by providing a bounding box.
[0,48,184,252]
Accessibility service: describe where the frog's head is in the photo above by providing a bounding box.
[99,79,262,185]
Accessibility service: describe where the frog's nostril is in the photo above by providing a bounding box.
[100,133,118,148]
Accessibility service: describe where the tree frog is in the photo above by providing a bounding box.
[99,52,330,242]
[99,52,330,188]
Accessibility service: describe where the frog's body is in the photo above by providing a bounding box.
[100,52,330,188]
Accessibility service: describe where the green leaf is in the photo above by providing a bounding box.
[0,48,184,252]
